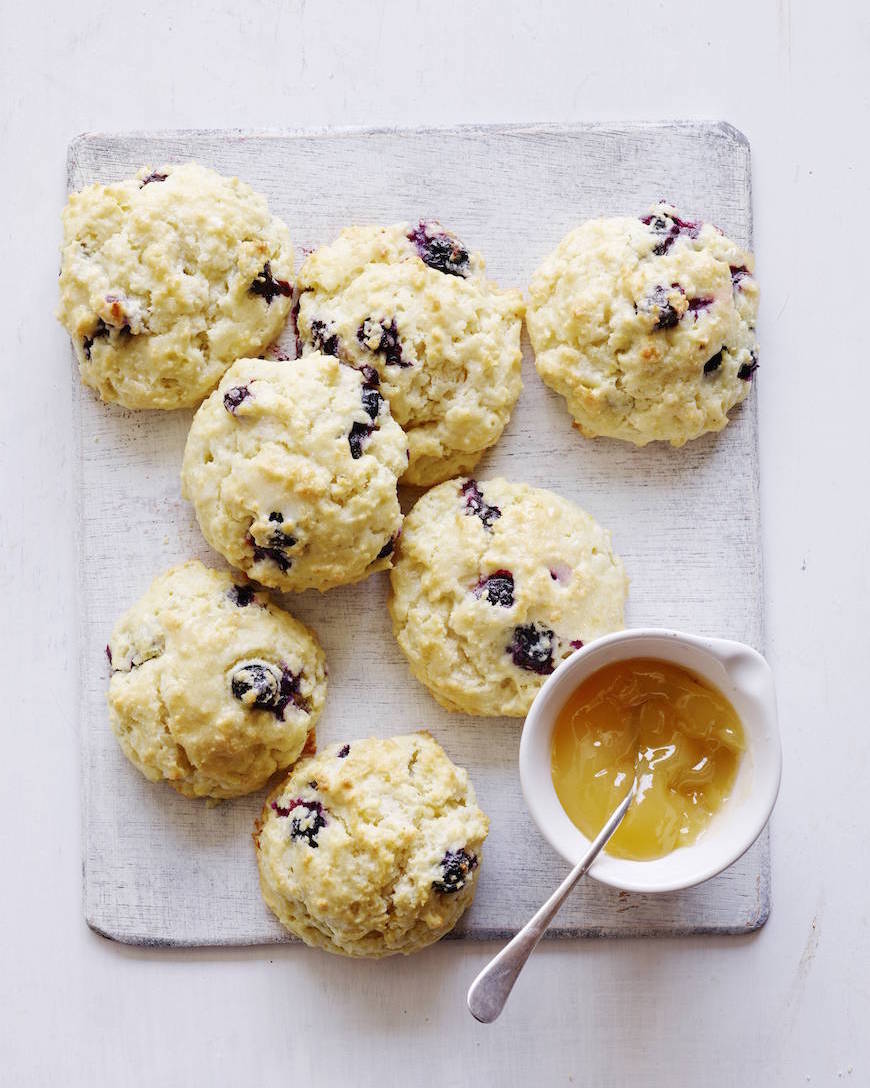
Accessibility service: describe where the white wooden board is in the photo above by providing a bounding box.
[71,123,768,946]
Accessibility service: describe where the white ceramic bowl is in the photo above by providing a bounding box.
[518,628,781,893]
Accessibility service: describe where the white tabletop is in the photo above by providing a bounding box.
[2,1,866,1083]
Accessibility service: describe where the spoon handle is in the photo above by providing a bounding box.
[466,785,635,1024]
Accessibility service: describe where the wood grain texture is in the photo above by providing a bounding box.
[69,122,767,946]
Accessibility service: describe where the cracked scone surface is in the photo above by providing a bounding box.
[181,353,407,592]
[295,221,524,486]
[526,203,760,446]
[254,732,489,956]
[107,561,327,799]
[58,163,294,409]
[389,478,628,717]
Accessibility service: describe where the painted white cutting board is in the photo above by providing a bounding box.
[70,122,767,946]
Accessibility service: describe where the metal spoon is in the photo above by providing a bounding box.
[466,773,639,1023]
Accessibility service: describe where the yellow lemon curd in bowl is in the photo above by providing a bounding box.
[550,658,745,861]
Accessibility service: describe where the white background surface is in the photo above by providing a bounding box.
[1,1,867,1084]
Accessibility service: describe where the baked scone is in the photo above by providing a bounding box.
[181,353,407,592]
[254,733,489,956]
[107,561,327,799]
[295,221,524,486]
[526,203,760,446]
[58,163,294,409]
[389,478,628,717]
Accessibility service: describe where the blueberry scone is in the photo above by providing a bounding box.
[58,163,294,410]
[389,478,628,717]
[295,221,524,486]
[526,203,760,446]
[107,561,327,799]
[254,732,489,956]
[182,353,407,592]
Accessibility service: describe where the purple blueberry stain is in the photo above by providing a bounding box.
[105,644,112,666]
[507,623,556,675]
[474,570,515,608]
[337,744,350,759]
[289,297,302,357]
[249,511,296,572]
[460,479,501,531]
[271,798,327,848]
[549,563,572,584]
[738,352,759,381]
[249,262,292,305]
[357,317,408,367]
[223,384,251,414]
[641,208,701,256]
[408,221,471,278]
[140,171,168,186]
[433,849,478,894]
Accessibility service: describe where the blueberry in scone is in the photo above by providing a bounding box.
[254,733,489,956]
[295,222,524,486]
[181,353,407,592]
[526,202,760,446]
[389,478,628,717]
[57,163,294,410]
[106,561,327,799]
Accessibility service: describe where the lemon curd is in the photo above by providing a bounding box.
[550,658,746,861]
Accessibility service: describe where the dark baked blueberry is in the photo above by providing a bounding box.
[460,479,501,531]
[738,352,759,380]
[507,623,555,675]
[641,209,701,255]
[359,364,380,386]
[249,262,292,305]
[687,296,714,315]
[233,660,310,719]
[223,385,251,414]
[82,319,110,360]
[250,511,297,572]
[641,284,684,330]
[310,318,340,357]
[433,848,478,894]
[474,570,515,607]
[271,798,327,848]
[231,661,282,711]
[703,350,723,374]
[357,317,408,367]
[376,536,396,559]
[730,265,751,288]
[337,744,350,758]
[227,584,255,607]
[408,222,471,278]
[348,420,374,459]
[361,385,383,421]
[140,172,168,186]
